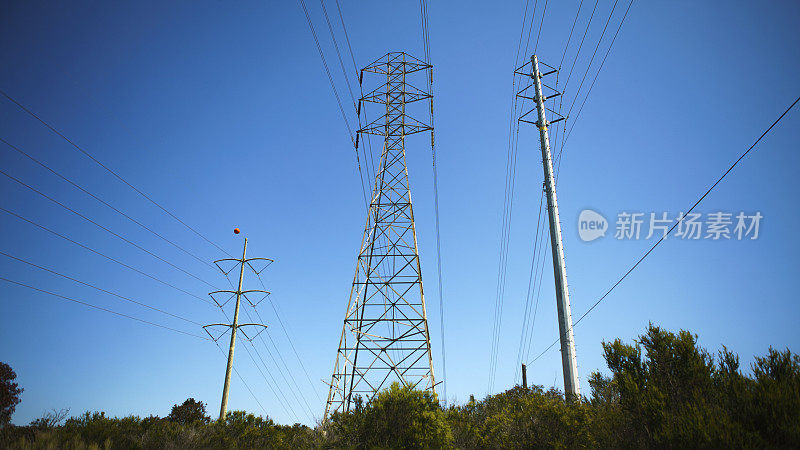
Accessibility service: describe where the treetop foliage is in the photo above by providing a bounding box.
[0,361,23,427]
[167,398,210,425]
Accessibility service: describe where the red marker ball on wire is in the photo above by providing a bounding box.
[233,228,240,234]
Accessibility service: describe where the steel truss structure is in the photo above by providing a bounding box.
[325,52,436,420]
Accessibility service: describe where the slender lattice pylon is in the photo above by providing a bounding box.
[325,52,436,420]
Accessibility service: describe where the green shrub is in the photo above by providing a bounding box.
[326,381,452,448]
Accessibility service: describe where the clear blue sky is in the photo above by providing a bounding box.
[1,0,798,426]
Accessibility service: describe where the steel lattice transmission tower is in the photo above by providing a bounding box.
[325,52,437,419]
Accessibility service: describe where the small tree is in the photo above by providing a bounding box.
[167,398,210,424]
[0,362,23,426]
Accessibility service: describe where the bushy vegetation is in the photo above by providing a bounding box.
[1,408,322,449]
[2,324,798,448]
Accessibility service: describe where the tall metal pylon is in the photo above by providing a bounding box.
[325,52,437,420]
[516,55,580,398]
[203,236,273,419]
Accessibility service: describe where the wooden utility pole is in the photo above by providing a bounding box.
[522,363,528,389]
[203,235,271,421]
[218,238,247,420]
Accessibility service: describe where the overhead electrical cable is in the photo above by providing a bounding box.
[0,137,217,271]
[333,0,378,187]
[524,228,550,363]
[211,341,271,418]
[241,305,317,421]
[548,0,585,180]
[559,0,635,155]
[514,190,544,382]
[562,0,620,121]
[0,250,203,327]
[0,89,233,258]
[215,307,302,421]
[254,272,323,403]
[0,277,208,340]
[555,0,631,175]
[560,0,600,92]
[294,0,356,145]
[0,169,220,290]
[318,0,376,202]
[215,271,314,423]
[214,274,306,422]
[296,0,371,209]
[528,94,800,366]
[419,0,447,405]
[0,206,213,306]
[489,0,538,393]
[533,0,549,55]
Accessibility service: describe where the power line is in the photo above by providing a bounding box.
[211,340,271,418]
[215,305,301,421]
[242,335,306,421]
[295,0,354,145]
[0,206,213,306]
[548,0,585,179]
[0,136,216,271]
[334,0,359,82]
[489,0,543,394]
[560,0,600,92]
[490,0,535,393]
[555,0,632,174]
[318,0,357,110]
[0,168,220,290]
[419,0,447,405]
[240,339,299,420]
[4,265,272,420]
[320,0,378,210]
[562,0,620,120]
[514,189,544,382]
[524,224,549,364]
[549,0,601,179]
[296,0,373,211]
[319,0,376,207]
[254,272,323,403]
[1,269,276,421]
[0,276,208,340]
[0,89,232,258]
[241,305,316,422]
[560,0,635,152]
[217,268,314,420]
[529,94,800,366]
[533,0,549,55]
[0,250,203,327]
[557,0,586,72]
[1,86,291,427]
[515,0,596,384]
[333,0,378,183]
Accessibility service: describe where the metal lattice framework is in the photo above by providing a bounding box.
[325,52,436,420]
